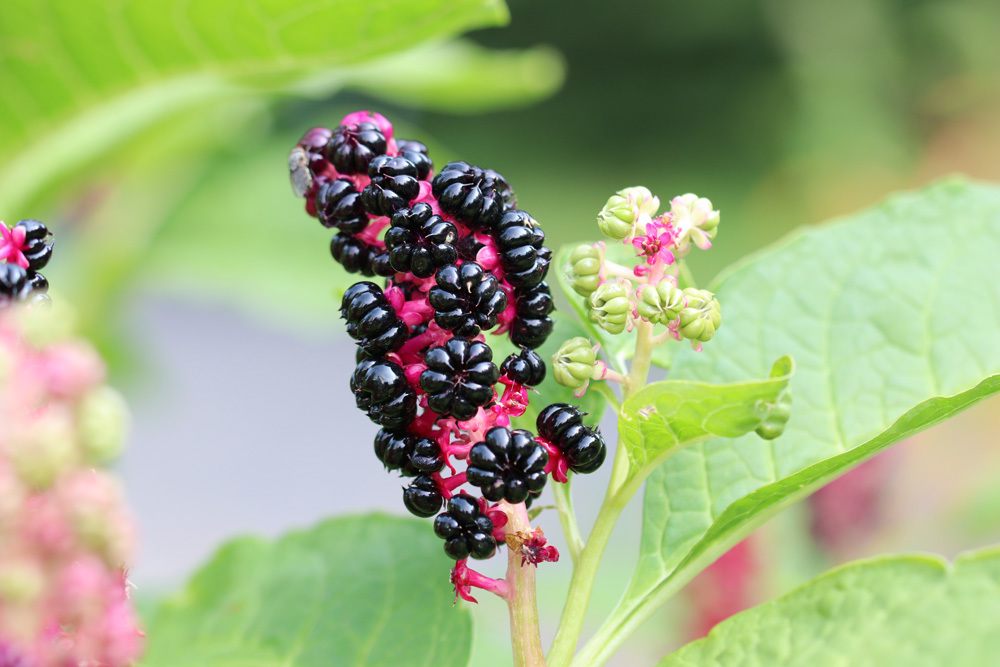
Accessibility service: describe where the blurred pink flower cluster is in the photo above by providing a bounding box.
[0,306,143,666]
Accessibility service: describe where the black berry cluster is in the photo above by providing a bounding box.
[289,111,604,572]
[0,219,54,307]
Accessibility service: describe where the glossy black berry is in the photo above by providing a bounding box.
[15,220,54,272]
[428,262,507,337]
[467,427,548,503]
[374,429,443,476]
[501,348,546,386]
[536,403,607,474]
[510,282,554,349]
[325,122,386,174]
[315,179,367,233]
[330,233,375,274]
[384,203,458,278]
[433,493,497,560]
[404,475,443,518]
[396,139,433,180]
[0,263,31,305]
[360,155,420,216]
[432,161,515,229]
[340,282,407,355]
[420,337,499,421]
[351,358,416,429]
[494,210,549,288]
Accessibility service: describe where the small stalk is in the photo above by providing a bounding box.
[552,480,584,564]
[503,501,547,667]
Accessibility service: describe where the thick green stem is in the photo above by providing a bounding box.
[547,322,655,666]
[504,502,547,667]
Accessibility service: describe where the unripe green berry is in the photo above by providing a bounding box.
[10,412,77,490]
[552,337,598,390]
[596,186,658,240]
[637,282,685,324]
[568,244,602,296]
[677,288,722,343]
[589,280,632,334]
[755,391,792,440]
[77,386,129,465]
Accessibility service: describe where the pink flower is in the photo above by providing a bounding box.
[517,528,559,567]
[450,559,509,604]
[630,220,676,266]
[0,222,29,268]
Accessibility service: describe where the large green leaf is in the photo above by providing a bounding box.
[0,0,510,211]
[660,547,1000,666]
[576,179,1000,665]
[619,356,792,476]
[142,514,472,667]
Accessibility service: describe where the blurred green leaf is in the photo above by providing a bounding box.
[619,356,792,478]
[142,514,472,667]
[0,0,511,212]
[578,179,1000,665]
[660,548,1000,666]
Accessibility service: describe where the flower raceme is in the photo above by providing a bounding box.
[288,111,610,602]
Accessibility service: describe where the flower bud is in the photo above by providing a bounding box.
[9,410,77,490]
[677,288,722,343]
[552,337,598,390]
[637,282,685,324]
[589,280,632,334]
[755,391,792,440]
[0,557,45,604]
[670,194,720,252]
[567,244,602,296]
[77,387,129,465]
[596,186,659,240]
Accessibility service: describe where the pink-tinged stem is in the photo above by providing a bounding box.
[501,501,547,667]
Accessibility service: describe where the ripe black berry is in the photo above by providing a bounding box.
[374,429,443,476]
[428,262,507,337]
[384,203,458,278]
[420,337,499,421]
[433,493,497,560]
[501,348,546,386]
[325,122,386,174]
[404,475,443,518]
[351,358,416,430]
[340,282,407,355]
[315,179,367,233]
[511,282,555,349]
[15,220,53,272]
[467,427,548,503]
[330,233,375,274]
[396,139,433,180]
[432,161,515,229]
[536,403,607,474]
[494,210,549,288]
[0,264,31,305]
[360,155,420,216]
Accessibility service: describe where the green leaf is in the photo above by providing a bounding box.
[0,0,510,211]
[660,547,1000,666]
[141,514,472,667]
[581,179,1000,664]
[619,356,792,476]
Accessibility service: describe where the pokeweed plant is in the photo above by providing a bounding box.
[137,110,1000,667]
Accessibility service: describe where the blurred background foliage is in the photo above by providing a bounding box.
[4,0,1000,664]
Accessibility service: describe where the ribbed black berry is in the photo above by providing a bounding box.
[396,139,433,180]
[431,161,515,229]
[339,282,407,355]
[351,358,416,430]
[384,203,458,278]
[428,262,507,337]
[315,179,367,233]
[536,403,607,474]
[404,475,443,518]
[467,427,548,503]
[15,220,53,272]
[433,493,497,560]
[360,155,420,216]
[0,264,31,305]
[325,122,387,174]
[375,429,443,476]
[510,281,555,349]
[501,348,546,386]
[493,210,549,288]
[420,337,499,421]
[330,233,375,274]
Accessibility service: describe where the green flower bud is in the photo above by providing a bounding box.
[552,337,598,390]
[568,244,602,297]
[77,386,129,465]
[636,282,685,324]
[596,186,659,240]
[755,391,792,440]
[589,280,632,334]
[0,558,44,603]
[10,412,77,490]
[677,288,722,343]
